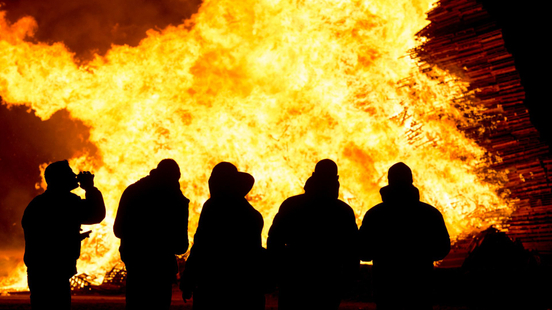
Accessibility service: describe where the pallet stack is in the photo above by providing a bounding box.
[413,0,552,263]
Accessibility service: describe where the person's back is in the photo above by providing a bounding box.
[360,185,449,268]
[268,159,358,310]
[115,175,189,268]
[180,162,265,310]
[114,159,189,310]
[191,195,263,274]
[358,162,450,310]
[272,193,356,276]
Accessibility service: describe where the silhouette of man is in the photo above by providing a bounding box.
[22,160,106,310]
[358,162,450,310]
[180,162,266,310]
[267,159,359,310]
[114,159,189,310]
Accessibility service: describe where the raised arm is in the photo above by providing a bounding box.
[78,172,106,225]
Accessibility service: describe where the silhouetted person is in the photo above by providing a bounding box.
[358,162,450,310]
[22,160,106,310]
[462,227,540,310]
[180,162,265,310]
[267,159,359,310]
[114,159,189,310]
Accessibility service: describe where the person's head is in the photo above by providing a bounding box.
[150,159,181,183]
[44,160,78,191]
[313,159,339,182]
[208,162,254,197]
[305,159,339,198]
[387,162,413,186]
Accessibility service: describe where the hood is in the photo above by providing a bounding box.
[304,175,340,200]
[380,183,420,204]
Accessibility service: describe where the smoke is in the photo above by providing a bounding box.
[0,104,98,250]
[0,0,202,61]
[0,0,201,250]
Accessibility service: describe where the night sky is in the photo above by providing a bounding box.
[477,0,550,143]
[0,0,202,249]
[0,0,549,251]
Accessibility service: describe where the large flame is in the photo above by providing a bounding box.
[1,0,511,290]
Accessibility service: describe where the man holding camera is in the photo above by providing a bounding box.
[22,160,106,310]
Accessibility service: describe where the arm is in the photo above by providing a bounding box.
[113,188,131,239]
[430,211,451,261]
[341,206,360,283]
[171,193,190,255]
[267,201,290,256]
[180,200,211,302]
[78,171,106,225]
[80,188,106,225]
[358,209,375,262]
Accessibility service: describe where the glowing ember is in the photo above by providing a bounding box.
[0,0,511,290]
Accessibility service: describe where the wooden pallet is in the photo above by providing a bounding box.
[414,0,552,258]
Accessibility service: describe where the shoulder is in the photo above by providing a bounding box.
[277,194,310,215]
[365,202,385,215]
[280,194,306,207]
[22,194,45,218]
[199,198,219,217]
[27,193,46,206]
[121,181,139,197]
[335,199,355,217]
[283,193,307,204]
[126,178,147,191]
[362,202,387,221]
[121,177,153,199]
[418,202,444,216]
[246,201,263,223]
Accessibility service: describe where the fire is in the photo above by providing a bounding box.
[1,0,511,290]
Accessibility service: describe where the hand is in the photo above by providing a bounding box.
[77,171,95,190]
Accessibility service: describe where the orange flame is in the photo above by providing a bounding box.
[1,0,512,290]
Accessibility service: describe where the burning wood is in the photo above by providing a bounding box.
[414,0,552,259]
[0,0,548,292]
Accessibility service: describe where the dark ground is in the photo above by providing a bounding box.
[0,281,547,310]
[2,265,551,310]
[0,289,475,310]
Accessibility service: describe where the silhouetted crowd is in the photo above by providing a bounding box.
[22,159,450,310]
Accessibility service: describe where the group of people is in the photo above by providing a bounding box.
[22,158,450,310]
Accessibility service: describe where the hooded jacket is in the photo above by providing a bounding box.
[114,171,189,274]
[358,183,450,270]
[267,175,358,291]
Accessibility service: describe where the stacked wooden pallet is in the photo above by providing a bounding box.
[414,0,552,261]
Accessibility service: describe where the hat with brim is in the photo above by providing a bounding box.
[209,162,254,197]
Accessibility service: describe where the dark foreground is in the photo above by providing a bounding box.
[0,289,493,310]
[2,265,550,310]
[0,288,480,310]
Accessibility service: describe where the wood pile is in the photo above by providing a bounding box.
[437,234,473,268]
[413,0,552,264]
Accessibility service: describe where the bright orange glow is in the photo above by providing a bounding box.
[1,0,511,290]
